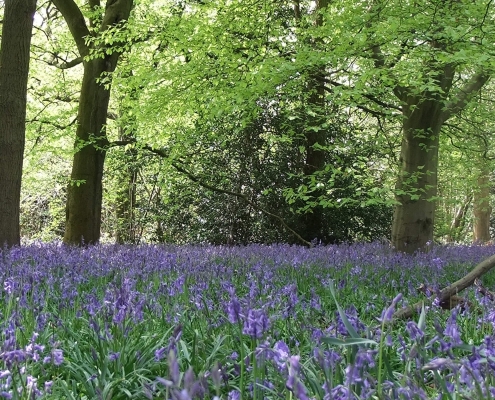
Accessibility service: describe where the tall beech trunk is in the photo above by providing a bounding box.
[0,0,36,247]
[299,0,328,243]
[391,97,443,253]
[302,73,327,242]
[64,60,114,244]
[52,0,134,245]
[473,169,492,243]
[114,155,137,244]
[114,85,138,244]
[368,2,490,253]
[387,72,488,253]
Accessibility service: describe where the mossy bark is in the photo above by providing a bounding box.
[52,0,134,245]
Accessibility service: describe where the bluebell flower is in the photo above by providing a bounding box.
[273,340,290,370]
[227,298,242,324]
[155,347,167,362]
[243,308,269,339]
[286,356,309,400]
[52,349,64,366]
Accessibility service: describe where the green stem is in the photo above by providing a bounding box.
[238,322,246,399]
[252,337,257,400]
[377,320,386,398]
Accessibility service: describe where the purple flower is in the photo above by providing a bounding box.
[243,308,270,339]
[26,375,41,396]
[327,384,354,399]
[168,350,180,385]
[155,347,167,362]
[380,293,403,323]
[1,350,26,366]
[52,349,64,366]
[444,308,463,345]
[44,380,53,393]
[273,340,290,370]
[286,356,309,400]
[313,347,342,370]
[228,390,240,400]
[406,321,424,341]
[3,278,14,295]
[0,371,10,379]
[227,298,242,323]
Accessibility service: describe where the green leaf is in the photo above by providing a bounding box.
[321,337,378,347]
[328,280,360,339]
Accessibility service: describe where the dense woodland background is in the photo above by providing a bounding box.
[1,0,495,252]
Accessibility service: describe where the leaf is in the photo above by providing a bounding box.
[321,337,378,347]
[328,280,360,339]
[417,303,426,331]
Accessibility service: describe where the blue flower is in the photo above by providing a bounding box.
[243,308,270,339]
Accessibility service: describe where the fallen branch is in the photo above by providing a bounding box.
[474,278,495,301]
[392,253,495,320]
[416,284,474,311]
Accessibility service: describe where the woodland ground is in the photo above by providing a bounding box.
[0,242,495,399]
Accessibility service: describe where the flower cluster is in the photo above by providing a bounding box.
[0,241,494,398]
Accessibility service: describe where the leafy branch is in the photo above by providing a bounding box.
[108,140,312,247]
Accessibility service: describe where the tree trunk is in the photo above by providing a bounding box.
[391,97,443,253]
[446,193,472,243]
[115,161,137,244]
[389,66,488,253]
[473,169,492,243]
[301,0,328,243]
[0,0,37,247]
[64,60,113,244]
[52,0,134,245]
[369,2,490,253]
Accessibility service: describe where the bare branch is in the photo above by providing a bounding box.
[442,71,491,122]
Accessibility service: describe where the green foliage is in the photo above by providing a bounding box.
[18,0,495,244]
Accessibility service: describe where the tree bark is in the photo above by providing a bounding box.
[64,60,113,244]
[392,253,495,321]
[446,193,472,243]
[300,0,328,243]
[0,0,37,247]
[473,168,492,243]
[391,96,443,253]
[390,70,489,253]
[52,0,134,245]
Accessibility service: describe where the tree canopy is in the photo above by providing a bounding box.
[1,0,493,251]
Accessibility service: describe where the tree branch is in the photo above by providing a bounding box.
[392,253,495,321]
[322,77,402,112]
[100,0,134,32]
[51,0,90,58]
[442,71,491,122]
[367,42,410,101]
[48,56,83,69]
[107,140,313,247]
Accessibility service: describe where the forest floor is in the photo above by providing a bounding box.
[1,242,495,399]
